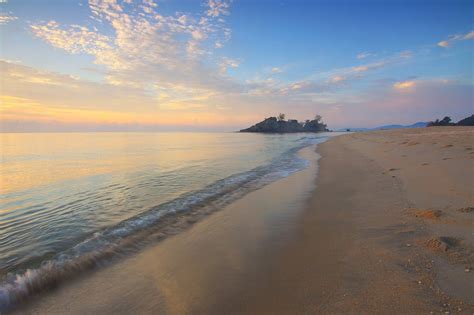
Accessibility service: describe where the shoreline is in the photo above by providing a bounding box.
[13,144,323,314]
[13,127,474,314]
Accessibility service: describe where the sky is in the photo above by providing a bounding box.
[0,0,472,131]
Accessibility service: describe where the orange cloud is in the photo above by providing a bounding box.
[330,75,346,83]
[393,80,416,90]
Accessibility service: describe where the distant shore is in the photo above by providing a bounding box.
[14,127,473,314]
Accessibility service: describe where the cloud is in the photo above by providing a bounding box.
[393,80,416,90]
[30,0,235,90]
[246,51,412,100]
[0,60,248,129]
[2,57,472,132]
[5,1,470,132]
[31,21,112,56]
[351,61,386,74]
[399,50,413,58]
[219,57,239,74]
[464,31,474,40]
[334,78,472,127]
[437,40,450,48]
[437,29,474,48]
[0,12,18,25]
[329,75,346,83]
[271,67,283,74]
[207,0,230,17]
[356,52,374,59]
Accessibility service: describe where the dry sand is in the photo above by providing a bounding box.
[240,126,473,314]
[14,127,473,314]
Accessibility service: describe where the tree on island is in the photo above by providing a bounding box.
[427,116,455,127]
[427,114,474,127]
[456,114,474,126]
[240,114,328,133]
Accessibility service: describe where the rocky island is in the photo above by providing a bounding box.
[240,114,328,133]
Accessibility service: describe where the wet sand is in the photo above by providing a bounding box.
[15,127,473,314]
[14,145,322,314]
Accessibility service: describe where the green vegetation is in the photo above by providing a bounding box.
[240,114,328,133]
[428,114,474,127]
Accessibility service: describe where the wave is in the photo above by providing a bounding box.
[0,136,326,311]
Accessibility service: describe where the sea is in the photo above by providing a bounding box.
[0,131,331,309]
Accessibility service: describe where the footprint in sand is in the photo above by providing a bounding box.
[415,209,443,219]
[388,168,400,171]
[457,207,474,213]
[425,236,461,252]
[421,163,430,166]
[443,144,454,148]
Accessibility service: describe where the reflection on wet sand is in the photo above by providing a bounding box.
[16,146,320,314]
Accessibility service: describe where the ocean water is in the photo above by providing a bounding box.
[0,131,330,308]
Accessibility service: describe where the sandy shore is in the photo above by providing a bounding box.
[15,127,473,314]
[240,126,473,314]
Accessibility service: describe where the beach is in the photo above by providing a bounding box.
[13,127,473,314]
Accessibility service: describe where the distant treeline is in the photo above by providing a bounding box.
[427,114,474,127]
[240,114,328,133]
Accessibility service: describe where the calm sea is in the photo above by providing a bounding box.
[0,131,330,307]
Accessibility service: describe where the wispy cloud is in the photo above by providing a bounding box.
[246,50,414,100]
[271,67,283,74]
[329,75,346,83]
[0,12,17,25]
[438,30,474,48]
[356,52,375,59]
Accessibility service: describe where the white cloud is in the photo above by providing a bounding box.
[356,52,374,59]
[463,31,474,40]
[437,40,450,48]
[271,67,283,74]
[438,29,474,48]
[31,21,112,56]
